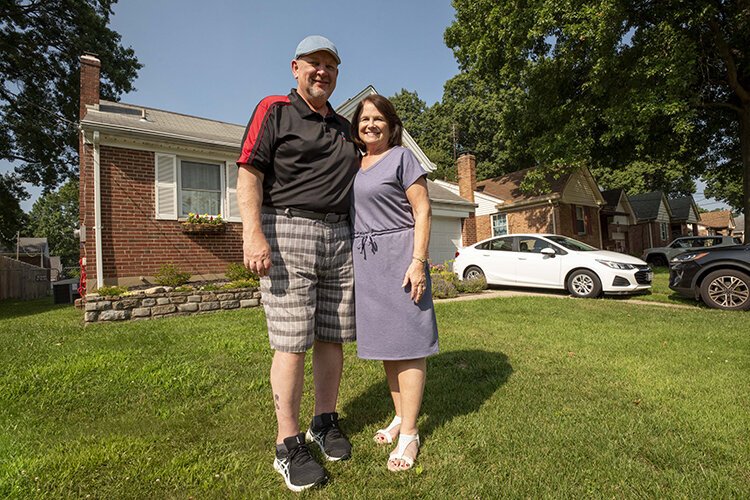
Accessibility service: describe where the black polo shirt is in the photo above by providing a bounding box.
[237,89,360,214]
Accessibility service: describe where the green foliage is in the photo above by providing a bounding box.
[456,275,488,294]
[173,286,193,293]
[0,0,141,190]
[428,275,459,299]
[96,285,127,297]
[221,279,258,290]
[199,284,220,291]
[225,263,259,282]
[153,263,191,287]
[185,212,224,225]
[0,173,28,248]
[26,180,79,268]
[444,0,750,232]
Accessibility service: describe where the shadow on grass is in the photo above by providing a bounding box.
[0,297,70,320]
[343,350,512,438]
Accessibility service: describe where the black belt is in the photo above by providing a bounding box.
[262,206,349,223]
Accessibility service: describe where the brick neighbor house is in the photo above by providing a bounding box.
[78,56,473,289]
[599,189,637,254]
[435,155,605,248]
[627,191,674,256]
[667,196,701,238]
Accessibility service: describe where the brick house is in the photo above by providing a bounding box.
[627,191,674,256]
[78,57,473,289]
[667,196,701,238]
[599,189,637,254]
[436,155,605,248]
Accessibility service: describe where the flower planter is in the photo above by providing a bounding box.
[181,223,227,234]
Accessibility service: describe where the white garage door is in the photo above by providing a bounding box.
[429,216,462,266]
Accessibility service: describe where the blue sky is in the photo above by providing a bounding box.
[3,0,729,212]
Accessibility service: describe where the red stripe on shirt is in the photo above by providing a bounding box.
[237,95,290,166]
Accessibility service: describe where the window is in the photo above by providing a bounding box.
[154,153,240,222]
[180,160,222,216]
[575,206,586,235]
[489,237,513,251]
[660,222,669,241]
[491,213,508,236]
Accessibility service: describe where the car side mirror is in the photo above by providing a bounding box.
[541,248,556,256]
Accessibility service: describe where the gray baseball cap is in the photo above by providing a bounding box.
[294,35,341,64]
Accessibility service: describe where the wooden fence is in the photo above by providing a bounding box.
[0,256,50,300]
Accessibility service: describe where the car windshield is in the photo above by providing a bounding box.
[545,235,597,251]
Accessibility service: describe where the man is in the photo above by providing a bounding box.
[236,35,359,492]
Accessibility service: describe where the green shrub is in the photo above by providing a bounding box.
[200,284,220,291]
[173,286,193,293]
[225,263,259,282]
[96,285,128,297]
[222,279,259,290]
[154,263,191,287]
[456,276,487,294]
[430,275,459,299]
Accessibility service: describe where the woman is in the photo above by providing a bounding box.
[350,95,439,472]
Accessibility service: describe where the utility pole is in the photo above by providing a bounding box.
[16,231,20,260]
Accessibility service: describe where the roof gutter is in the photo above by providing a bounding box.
[80,120,241,151]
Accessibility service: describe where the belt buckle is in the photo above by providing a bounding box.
[284,208,294,219]
[323,213,337,223]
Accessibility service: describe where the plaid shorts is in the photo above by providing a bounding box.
[260,213,356,352]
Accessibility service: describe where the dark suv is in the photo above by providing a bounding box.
[643,235,742,267]
[669,244,750,310]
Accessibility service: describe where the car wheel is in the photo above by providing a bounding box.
[567,269,602,298]
[464,266,485,280]
[647,254,668,267]
[699,269,750,310]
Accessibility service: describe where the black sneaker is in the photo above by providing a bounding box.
[305,412,352,461]
[273,433,327,492]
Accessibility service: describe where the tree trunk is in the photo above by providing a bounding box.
[741,105,750,241]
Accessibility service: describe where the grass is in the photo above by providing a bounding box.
[1,296,748,498]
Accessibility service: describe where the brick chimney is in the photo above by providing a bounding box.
[457,152,478,245]
[80,53,101,119]
[457,153,477,203]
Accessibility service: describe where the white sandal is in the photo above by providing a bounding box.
[388,433,420,471]
[374,415,401,444]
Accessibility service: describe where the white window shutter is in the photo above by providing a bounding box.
[225,162,241,222]
[155,153,178,220]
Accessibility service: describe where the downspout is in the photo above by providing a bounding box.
[548,199,557,234]
[93,131,104,289]
[647,222,653,248]
[598,206,603,249]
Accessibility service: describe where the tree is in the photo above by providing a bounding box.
[27,180,79,268]
[0,0,141,191]
[0,173,28,249]
[445,0,750,234]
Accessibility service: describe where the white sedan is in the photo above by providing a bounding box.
[453,234,652,298]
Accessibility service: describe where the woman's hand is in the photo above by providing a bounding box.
[402,259,427,302]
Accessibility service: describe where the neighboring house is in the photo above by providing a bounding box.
[599,189,637,254]
[435,155,605,249]
[0,237,50,270]
[667,196,701,237]
[77,56,473,288]
[627,191,674,255]
[698,210,736,236]
[732,214,745,242]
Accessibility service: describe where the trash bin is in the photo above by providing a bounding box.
[53,279,79,304]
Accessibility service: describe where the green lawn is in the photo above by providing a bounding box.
[1,296,748,498]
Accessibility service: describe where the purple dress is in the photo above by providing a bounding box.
[351,146,439,360]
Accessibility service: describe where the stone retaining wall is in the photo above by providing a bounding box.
[84,287,261,323]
